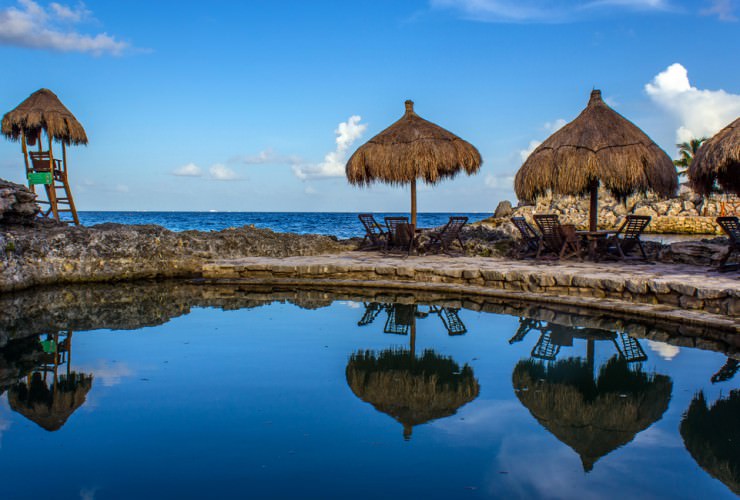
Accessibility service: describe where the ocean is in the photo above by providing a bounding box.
[76,212,492,239]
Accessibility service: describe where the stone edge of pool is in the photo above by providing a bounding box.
[201,253,740,331]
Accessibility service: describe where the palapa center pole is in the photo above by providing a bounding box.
[589,179,599,232]
[410,179,417,228]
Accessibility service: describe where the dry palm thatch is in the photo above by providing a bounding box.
[680,390,740,495]
[346,100,481,226]
[688,117,740,196]
[346,348,480,439]
[8,371,94,431]
[2,88,88,146]
[512,356,672,472]
[515,90,676,230]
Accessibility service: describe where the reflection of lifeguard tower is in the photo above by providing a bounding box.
[1,89,88,225]
[8,331,93,431]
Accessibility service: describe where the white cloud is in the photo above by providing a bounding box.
[701,0,738,20]
[0,0,128,55]
[209,163,240,181]
[485,173,516,189]
[544,118,567,133]
[114,184,129,193]
[430,0,673,23]
[645,63,740,143]
[237,148,302,165]
[172,163,203,177]
[518,117,566,162]
[292,115,367,180]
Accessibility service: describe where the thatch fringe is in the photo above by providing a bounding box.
[346,101,481,186]
[515,90,676,202]
[689,117,740,196]
[2,88,88,146]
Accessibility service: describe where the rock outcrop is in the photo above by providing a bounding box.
[0,223,354,293]
[0,180,40,225]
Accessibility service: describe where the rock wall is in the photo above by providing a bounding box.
[0,223,353,293]
[0,180,40,225]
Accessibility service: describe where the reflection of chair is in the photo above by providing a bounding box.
[711,358,739,384]
[358,302,384,326]
[534,214,582,260]
[358,214,387,250]
[427,216,468,255]
[384,217,414,255]
[716,216,739,272]
[509,318,544,344]
[605,215,651,260]
[613,332,647,363]
[384,304,416,335]
[511,217,540,258]
[531,332,561,361]
[433,307,467,336]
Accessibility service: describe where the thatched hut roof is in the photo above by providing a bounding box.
[515,90,676,202]
[8,371,93,431]
[680,390,740,495]
[346,101,481,186]
[513,356,672,471]
[688,117,740,196]
[346,348,479,439]
[2,88,88,146]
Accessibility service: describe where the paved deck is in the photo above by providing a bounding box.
[202,253,739,331]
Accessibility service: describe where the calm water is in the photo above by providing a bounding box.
[76,212,491,238]
[0,283,737,499]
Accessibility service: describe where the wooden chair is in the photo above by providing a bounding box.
[427,216,468,255]
[605,215,651,260]
[716,216,740,272]
[511,216,540,258]
[533,214,582,260]
[384,217,414,255]
[358,214,387,250]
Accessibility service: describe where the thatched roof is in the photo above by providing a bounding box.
[688,117,740,196]
[2,88,88,146]
[346,348,479,439]
[515,90,677,202]
[680,390,740,495]
[513,356,672,471]
[346,101,482,186]
[8,371,93,431]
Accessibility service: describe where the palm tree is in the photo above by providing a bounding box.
[674,137,707,178]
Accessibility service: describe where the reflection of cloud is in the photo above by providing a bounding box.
[647,340,680,361]
[338,301,361,309]
[630,424,683,448]
[78,360,132,387]
[0,398,12,448]
[80,486,98,500]
[431,399,524,442]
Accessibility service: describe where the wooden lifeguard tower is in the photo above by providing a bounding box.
[1,88,88,225]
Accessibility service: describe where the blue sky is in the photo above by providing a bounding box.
[0,0,738,212]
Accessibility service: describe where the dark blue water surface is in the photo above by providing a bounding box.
[77,212,491,238]
[0,285,737,499]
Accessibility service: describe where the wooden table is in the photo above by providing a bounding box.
[576,230,616,261]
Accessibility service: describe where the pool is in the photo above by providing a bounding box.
[0,283,737,499]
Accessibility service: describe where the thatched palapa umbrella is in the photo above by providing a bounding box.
[515,90,677,231]
[347,348,479,440]
[2,88,88,146]
[688,117,740,196]
[512,356,672,472]
[346,100,482,227]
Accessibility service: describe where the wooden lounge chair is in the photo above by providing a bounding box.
[511,217,540,258]
[533,214,582,260]
[604,215,651,260]
[427,216,468,255]
[716,216,740,272]
[384,216,414,255]
[358,214,387,250]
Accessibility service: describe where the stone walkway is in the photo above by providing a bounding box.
[203,253,739,329]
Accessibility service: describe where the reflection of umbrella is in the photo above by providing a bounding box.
[9,371,93,431]
[346,100,481,227]
[680,390,740,495]
[689,117,739,196]
[512,356,672,471]
[346,348,479,440]
[515,89,677,231]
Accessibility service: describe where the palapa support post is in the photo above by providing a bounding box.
[589,179,599,232]
[46,132,59,221]
[411,179,417,228]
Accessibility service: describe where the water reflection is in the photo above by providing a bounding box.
[512,356,672,472]
[680,390,740,495]
[5,331,93,432]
